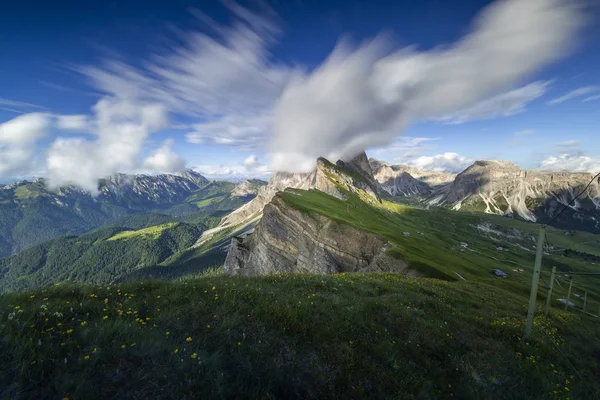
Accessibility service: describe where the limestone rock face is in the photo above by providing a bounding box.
[223,194,410,276]
[430,160,600,231]
[369,158,455,196]
[218,152,380,229]
[231,180,267,197]
[219,171,317,228]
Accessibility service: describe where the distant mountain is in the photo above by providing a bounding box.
[215,152,380,230]
[0,170,263,257]
[369,159,600,233]
[430,160,600,231]
[231,179,268,197]
[369,158,455,195]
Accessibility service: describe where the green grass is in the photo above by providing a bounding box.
[279,189,600,300]
[107,223,178,241]
[1,274,599,399]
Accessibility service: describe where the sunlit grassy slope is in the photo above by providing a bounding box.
[280,189,600,301]
[107,222,179,241]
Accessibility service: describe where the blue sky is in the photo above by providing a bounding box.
[0,0,599,187]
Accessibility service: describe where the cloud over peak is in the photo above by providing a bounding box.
[270,0,585,171]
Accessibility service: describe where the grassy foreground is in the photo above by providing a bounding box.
[1,273,599,399]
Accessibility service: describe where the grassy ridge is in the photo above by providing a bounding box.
[1,273,599,399]
[280,189,600,300]
[107,223,179,241]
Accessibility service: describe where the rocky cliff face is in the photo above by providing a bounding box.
[224,192,411,276]
[369,158,455,196]
[218,152,380,229]
[219,171,317,228]
[231,179,267,197]
[430,160,600,231]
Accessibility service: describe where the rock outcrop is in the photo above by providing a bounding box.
[219,171,317,228]
[430,160,600,231]
[224,192,411,276]
[231,179,267,197]
[218,152,380,228]
[369,158,455,196]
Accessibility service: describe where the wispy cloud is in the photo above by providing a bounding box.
[548,86,600,104]
[582,94,600,103]
[439,82,549,125]
[372,136,439,160]
[514,129,535,136]
[270,0,584,171]
[554,140,581,148]
[0,98,45,114]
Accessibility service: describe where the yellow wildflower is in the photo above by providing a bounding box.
[121,344,126,349]
[84,355,90,360]
[66,329,73,334]
[173,348,179,354]
[191,353,197,359]
[103,316,108,320]
[186,337,192,342]
[81,321,87,327]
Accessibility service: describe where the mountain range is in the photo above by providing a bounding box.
[370,158,600,232]
[0,171,266,257]
[1,153,599,291]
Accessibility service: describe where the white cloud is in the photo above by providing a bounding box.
[46,97,169,193]
[184,113,270,151]
[191,162,271,181]
[66,0,585,176]
[555,140,581,147]
[548,86,600,104]
[0,98,44,114]
[0,113,50,178]
[142,139,186,173]
[270,0,584,171]
[79,4,288,152]
[540,154,600,174]
[55,115,90,131]
[439,82,549,124]
[243,154,262,170]
[583,94,600,103]
[404,152,473,173]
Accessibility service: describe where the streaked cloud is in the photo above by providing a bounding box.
[548,86,600,104]
[439,82,549,124]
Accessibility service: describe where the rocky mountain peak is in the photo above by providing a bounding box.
[217,153,381,229]
[231,179,268,197]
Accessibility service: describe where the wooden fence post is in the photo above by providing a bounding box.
[565,278,573,311]
[544,266,556,316]
[583,291,588,314]
[524,226,546,340]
